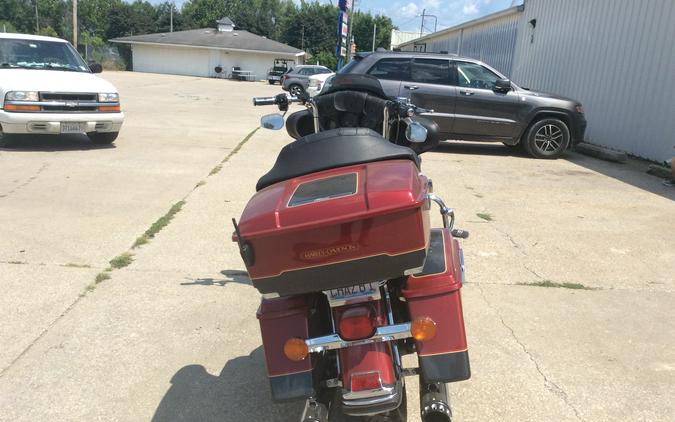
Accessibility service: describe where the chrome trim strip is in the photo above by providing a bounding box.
[342,380,403,412]
[343,383,395,401]
[305,323,412,353]
[5,100,118,107]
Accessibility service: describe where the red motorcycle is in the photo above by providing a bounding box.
[233,75,470,422]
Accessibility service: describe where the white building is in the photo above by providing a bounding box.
[111,18,305,81]
[397,1,675,162]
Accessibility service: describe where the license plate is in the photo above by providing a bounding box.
[325,282,381,306]
[60,122,85,133]
[270,76,280,80]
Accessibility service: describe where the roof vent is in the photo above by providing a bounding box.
[217,17,235,32]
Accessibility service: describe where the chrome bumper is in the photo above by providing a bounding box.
[305,322,412,353]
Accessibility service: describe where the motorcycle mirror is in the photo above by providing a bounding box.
[406,122,428,143]
[260,113,284,130]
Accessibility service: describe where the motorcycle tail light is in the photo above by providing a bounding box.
[350,371,382,392]
[338,306,375,341]
[283,338,309,361]
[411,316,437,341]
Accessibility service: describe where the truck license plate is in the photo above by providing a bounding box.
[61,122,85,133]
[325,282,381,306]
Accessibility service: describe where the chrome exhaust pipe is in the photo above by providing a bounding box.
[420,382,452,422]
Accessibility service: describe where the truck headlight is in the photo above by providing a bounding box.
[98,93,119,102]
[5,91,39,102]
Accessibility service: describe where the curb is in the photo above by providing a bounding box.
[574,142,627,163]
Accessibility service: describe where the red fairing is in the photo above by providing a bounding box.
[256,296,313,377]
[236,160,430,295]
[403,229,468,357]
[335,301,397,389]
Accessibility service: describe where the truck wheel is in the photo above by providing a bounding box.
[0,127,13,148]
[268,80,275,85]
[523,118,570,159]
[88,132,119,144]
[289,84,304,96]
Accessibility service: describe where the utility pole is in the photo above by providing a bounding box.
[301,25,305,50]
[35,0,40,34]
[372,23,377,51]
[72,0,77,48]
[419,8,425,38]
[170,3,174,32]
[346,0,356,61]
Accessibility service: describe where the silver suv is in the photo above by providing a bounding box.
[281,65,332,96]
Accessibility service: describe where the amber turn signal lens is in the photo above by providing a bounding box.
[4,104,41,112]
[411,317,437,341]
[283,338,309,361]
[99,105,121,112]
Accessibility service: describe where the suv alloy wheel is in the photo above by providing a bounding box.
[523,118,570,159]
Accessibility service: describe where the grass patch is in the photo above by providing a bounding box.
[132,200,186,249]
[477,212,493,221]
[195,180,206,188]
[64,262,91,268]
[207,127,259,176]
[221,127,259,163]
[94,271,111,284]
[208,164,223,176]
[518,280,597,290]
[7,260,27,265]
[109,252,134,269]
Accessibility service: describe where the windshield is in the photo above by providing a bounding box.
[0,38,89,72]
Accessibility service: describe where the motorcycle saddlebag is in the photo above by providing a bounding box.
[403,228,470,383]
[256,296,315,402]
[237,159,430,296]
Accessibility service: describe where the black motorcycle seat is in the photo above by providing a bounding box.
[256,128,420,191]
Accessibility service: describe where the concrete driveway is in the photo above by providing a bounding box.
[0,71,673,422]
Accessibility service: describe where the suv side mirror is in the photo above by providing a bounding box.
[89,62,103,74]
[494,78,511,92]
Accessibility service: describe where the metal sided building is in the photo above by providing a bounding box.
[396,5,523,77]
[511,0,675,162]
[397,0,675,162]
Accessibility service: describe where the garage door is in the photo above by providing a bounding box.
[132,45,210,77]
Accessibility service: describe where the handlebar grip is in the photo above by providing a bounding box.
[252,97,277,106]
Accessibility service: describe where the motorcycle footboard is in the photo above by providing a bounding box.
[403,228,471,383]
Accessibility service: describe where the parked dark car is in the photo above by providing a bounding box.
[282,65,332,96]
[339,51,586,158]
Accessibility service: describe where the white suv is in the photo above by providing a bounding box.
[0,33,124,147]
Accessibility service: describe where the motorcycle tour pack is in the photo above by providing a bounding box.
[232,74,469,420]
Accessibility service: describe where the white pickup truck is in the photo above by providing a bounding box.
[0,33,124,147]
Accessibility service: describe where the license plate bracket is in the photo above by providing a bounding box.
[60,122,85,134]
[325,282,381,307]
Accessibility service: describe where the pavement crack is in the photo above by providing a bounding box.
[475,284,585,421]
[0,294,85,377]
[0,162,49,199]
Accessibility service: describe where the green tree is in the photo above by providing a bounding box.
[352,11,393,52]
[0,0,35,34]
[313,50,336,70]
[37,25,58,37]
[0,20,19,33]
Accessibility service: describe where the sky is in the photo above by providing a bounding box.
[148,0,521,34]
